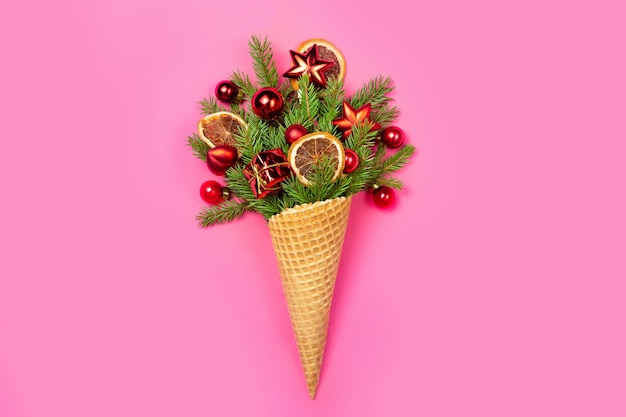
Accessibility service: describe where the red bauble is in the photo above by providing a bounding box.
[200,180,226,205]
[285,124,307,144]
[215,80,239,103]
[381,126,405,148]
[207,144,238,176]
[372,186,396,209]
[251,87,284,119]
[343,149,359,173]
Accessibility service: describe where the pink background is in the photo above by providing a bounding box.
[1,0,625,416]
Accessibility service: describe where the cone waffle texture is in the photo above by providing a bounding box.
[268,196,352,399]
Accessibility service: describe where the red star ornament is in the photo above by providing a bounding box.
[283,44,334,87]
[332,101,382,139]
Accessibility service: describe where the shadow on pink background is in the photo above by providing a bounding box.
[1,0,625,416]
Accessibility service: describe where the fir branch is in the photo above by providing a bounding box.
[229,102,246,119]
[380,145,416,172]
[278,83,295,102]
[283,157,351,204]
[297,75,321,125]
[282,97,315,132]
[249,193,289,220]
[341,123,380,195]
[225,161,257,202]
[235,116,269,163]
[349,75,394,110]
[317,77,345,133]
[265,124,289,153]
[371,105,400,127]
[249,35,280,87]
[375,176,404,189]
[187,133,209,161]
[199,97,222,115]
[344,121,379,150]
[229,69,257,99]
[317,119,340,136]
[196,200,250,227]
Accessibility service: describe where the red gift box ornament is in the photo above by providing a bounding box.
[243,149,291,198]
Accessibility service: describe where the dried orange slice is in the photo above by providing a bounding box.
[198,111,247,149]
[291,38,347,89]
[288,132,345,186]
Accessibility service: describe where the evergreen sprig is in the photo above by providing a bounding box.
[230,69,257,99]
[187,133,210,161]
[375,176,405,190]
[199,97,221,115]
[283,157,351,205]
[349,75,394,110]
[296,75,321,124]
[249,35,280,88]
[371,105,400,127]
[197,200,250,226]
[317,77,345,134]
[380,145,416,172]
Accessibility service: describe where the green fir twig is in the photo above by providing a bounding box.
[375,176,405,190]
[197,200,250,227]
[199,97,222,115]
[187,133,209,162]
[349,76,394,110]
[249,35,280,88]
[283,157,351,205]
[230,69,257,99]
[380,145,416,172]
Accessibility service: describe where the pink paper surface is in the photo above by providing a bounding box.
[1,0,625,416]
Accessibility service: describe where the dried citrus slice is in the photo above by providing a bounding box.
[197,111,247,149]
[291,38,346,89]
[288,132,345,186]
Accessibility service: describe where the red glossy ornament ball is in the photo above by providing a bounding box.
[206,144,238,176]
[372,186,396,209]
[285,124,307,144]
[343,149,359,173]
[200,180,225,205]
[215,80,239,103]
[251,87,284,119]
[381,126,405,148]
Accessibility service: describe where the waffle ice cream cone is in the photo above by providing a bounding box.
[268,196,352,399]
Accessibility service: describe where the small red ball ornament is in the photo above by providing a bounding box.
[206,144,238,176]
[251,87,284,119]
[215,80,239,103]
[200,180,229,205]
[372,185,396,209]
[285,124,307,144]
[343,149,359,173]
[381,126,405,148]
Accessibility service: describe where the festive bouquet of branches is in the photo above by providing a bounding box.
[187,35,415,398]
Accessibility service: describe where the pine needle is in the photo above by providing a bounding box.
[381,145,416,172]
[229,69,257,99]
[349,75,394,110]
[187,133,209,161]
[249,35,280,88]
[197,201,250,227]
[199,97,222,115]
